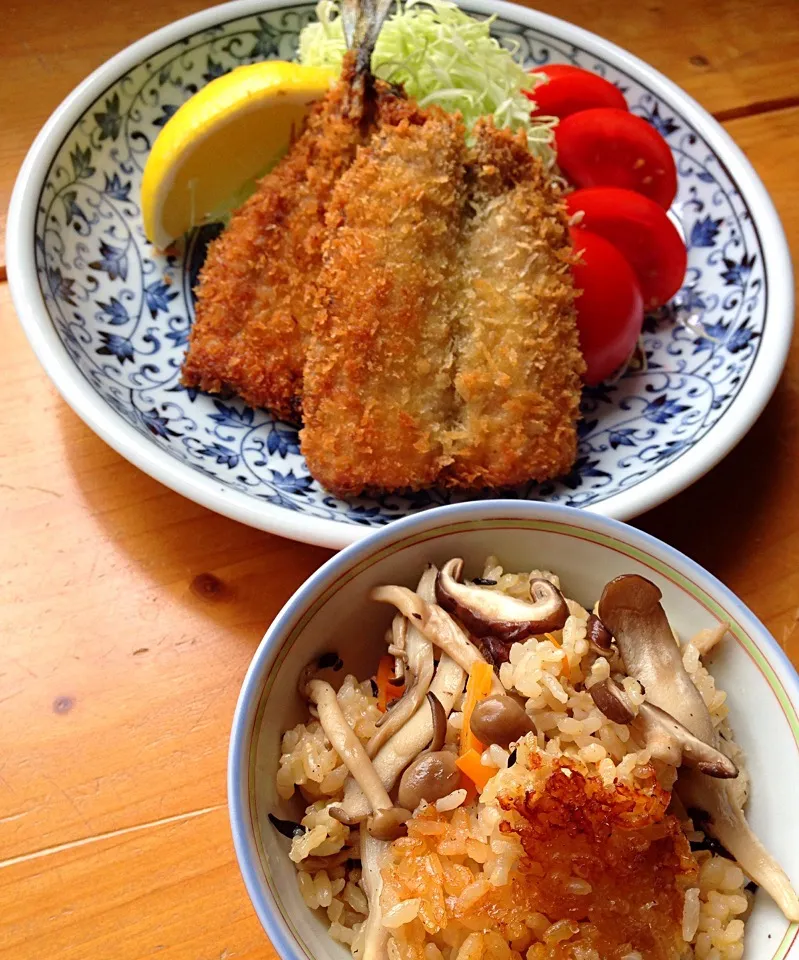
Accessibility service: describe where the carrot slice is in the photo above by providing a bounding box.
[460,660,494,755]
[544,632,570,676]
[456,749,499,792]
[375,655,405,713]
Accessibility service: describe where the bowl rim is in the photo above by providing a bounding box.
[227,499,799,960]
[6,0,794,550]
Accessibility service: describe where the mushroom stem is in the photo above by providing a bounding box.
[368,570,436,756]
[370,585,503,696]
[679,769,799,921]
[387,614,407,682]
[360,831,390,960]
[306,679,399,832]
[339,654,466,822]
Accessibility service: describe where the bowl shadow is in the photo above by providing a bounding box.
[57,401,333,648]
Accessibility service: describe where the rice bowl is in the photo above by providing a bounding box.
[228,502,799,960]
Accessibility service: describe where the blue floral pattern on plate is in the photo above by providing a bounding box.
[33,4,764,528]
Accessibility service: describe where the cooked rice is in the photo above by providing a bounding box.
[276,558,751,960]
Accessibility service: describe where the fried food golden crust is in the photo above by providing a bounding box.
[302,116,582,497]
[443,121,584,488]
[181,58,370,422]
[300,100,469,496]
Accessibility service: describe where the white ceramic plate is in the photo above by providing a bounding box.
[7,0,793,548]
[228,500,799,960]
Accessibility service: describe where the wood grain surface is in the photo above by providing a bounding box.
[1,2,798,958]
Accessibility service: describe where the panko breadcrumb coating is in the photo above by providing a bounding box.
[181,55,377,422]
[183,63,584,494]
[300,98,469,494]
[301,117,582,497]
[444,122,584,488]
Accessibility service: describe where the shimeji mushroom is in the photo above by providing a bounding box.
[305,679,411,840]
[334,568,467,823]
[585,614,613,655]
[366,569,436,758]
[434,558,569,643]
[468,695,536,749]
[370,584,503,695]
[386,613,407,682]
[398,693,461,810]
[598,573,799,920]
[336,655,466,823]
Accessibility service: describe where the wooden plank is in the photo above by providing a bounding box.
[2,0,799,271]
[0,805,271,960]
[0,283,331,859]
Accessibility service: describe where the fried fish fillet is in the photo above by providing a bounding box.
[444,121,584,488]
[301,99,469,493]
[181,56,375,423]
[301,119,583,497]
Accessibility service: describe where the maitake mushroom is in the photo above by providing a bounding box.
[598,573,799,921]
[435,558,568,643]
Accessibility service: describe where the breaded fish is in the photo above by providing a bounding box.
[181,56,376,422]
[183,0,583,494]
[300,119,583,497]
[301,99,469,493]
[444,121,584,488]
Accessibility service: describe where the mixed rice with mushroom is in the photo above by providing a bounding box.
[272,558,799,960]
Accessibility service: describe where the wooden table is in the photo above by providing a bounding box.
[1,1,798,956]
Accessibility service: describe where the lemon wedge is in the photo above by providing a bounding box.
[141,61,336,249]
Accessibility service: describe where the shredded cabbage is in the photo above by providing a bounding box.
[298,0,554,162]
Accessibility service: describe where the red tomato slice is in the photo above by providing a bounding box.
[525,64,628,119]
[566,187,686,309]
[570,227,644,385]
[556,108,678,209]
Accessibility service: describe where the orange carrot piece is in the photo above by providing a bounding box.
[375,655,405,713]
[544,632,569,676]
[456,749,499,792]
[460,660,494,755]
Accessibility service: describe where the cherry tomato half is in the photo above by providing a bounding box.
[566,187,686,309]
[556,108,678,209]
[525,64,628,119]
[570,227,644,385]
